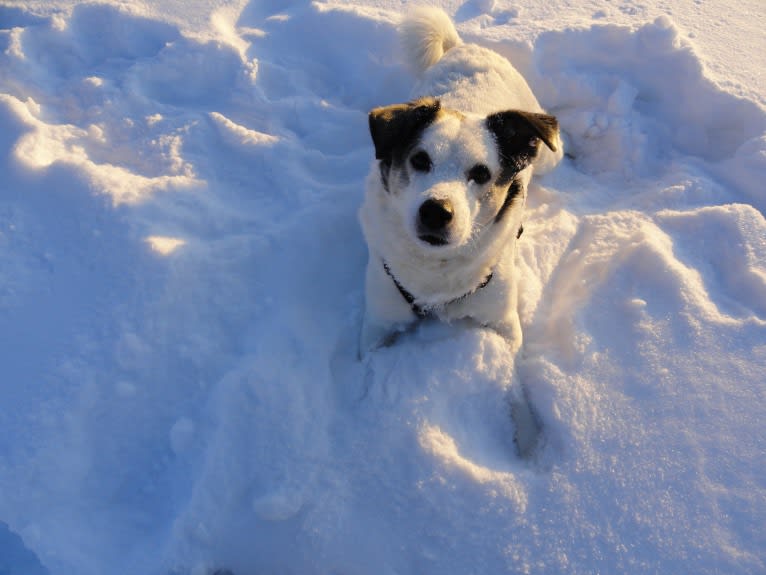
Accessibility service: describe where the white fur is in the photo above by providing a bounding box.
[399,6,462,75]
[359,8,562,354]
[408,32,563,173]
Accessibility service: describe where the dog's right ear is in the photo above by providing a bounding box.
[368,98,441,161]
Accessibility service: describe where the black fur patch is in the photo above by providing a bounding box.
[494,179,524,223]
[369,98,441,192]
[486,110,559,156]
[486,110,559,188]
[379,158,392,191]
[486,110,559,223]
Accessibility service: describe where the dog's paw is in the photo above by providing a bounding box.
[481,320,523,355]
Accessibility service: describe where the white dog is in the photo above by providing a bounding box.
[359,7,563,354]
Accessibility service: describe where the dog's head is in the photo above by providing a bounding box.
[369,97,558,252]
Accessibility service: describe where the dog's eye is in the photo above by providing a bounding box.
[410,151,432,173]
[467,164,492,185]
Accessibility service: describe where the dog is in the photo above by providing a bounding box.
[359,7,563,354]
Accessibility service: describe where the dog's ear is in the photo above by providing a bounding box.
[368,98,441,161]
[486,110,559,153]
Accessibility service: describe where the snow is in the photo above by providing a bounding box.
[0,1,764,574]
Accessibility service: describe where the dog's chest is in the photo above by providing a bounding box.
[387,234,512,309]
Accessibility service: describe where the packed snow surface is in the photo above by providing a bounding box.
[1,1,765,574]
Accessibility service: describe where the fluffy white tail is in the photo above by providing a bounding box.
[400,7,462,75]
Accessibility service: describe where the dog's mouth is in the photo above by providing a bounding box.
[418,234,449,247]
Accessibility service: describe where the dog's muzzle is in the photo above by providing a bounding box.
[417,198,453,246]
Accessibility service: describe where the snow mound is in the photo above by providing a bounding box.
[533,17,766,176]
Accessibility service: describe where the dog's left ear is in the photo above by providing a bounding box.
[486,110,559,153]
[369,98,441,161]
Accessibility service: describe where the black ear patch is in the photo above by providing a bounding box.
[368,98,441,163]
[485,111,558,184]
[486,110,559,155]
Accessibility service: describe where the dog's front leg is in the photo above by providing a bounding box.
[486,314,523,354]
[359,258,417,356]
[465,274,524,354]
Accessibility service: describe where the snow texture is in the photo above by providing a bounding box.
[0,1,764,574]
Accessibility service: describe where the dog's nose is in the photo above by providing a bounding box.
[418,199,453,232]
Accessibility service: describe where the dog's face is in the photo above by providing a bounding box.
[369,98,558,253]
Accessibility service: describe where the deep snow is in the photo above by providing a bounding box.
[0,1,765,574]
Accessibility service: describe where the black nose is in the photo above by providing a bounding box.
[418,199,453,232]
